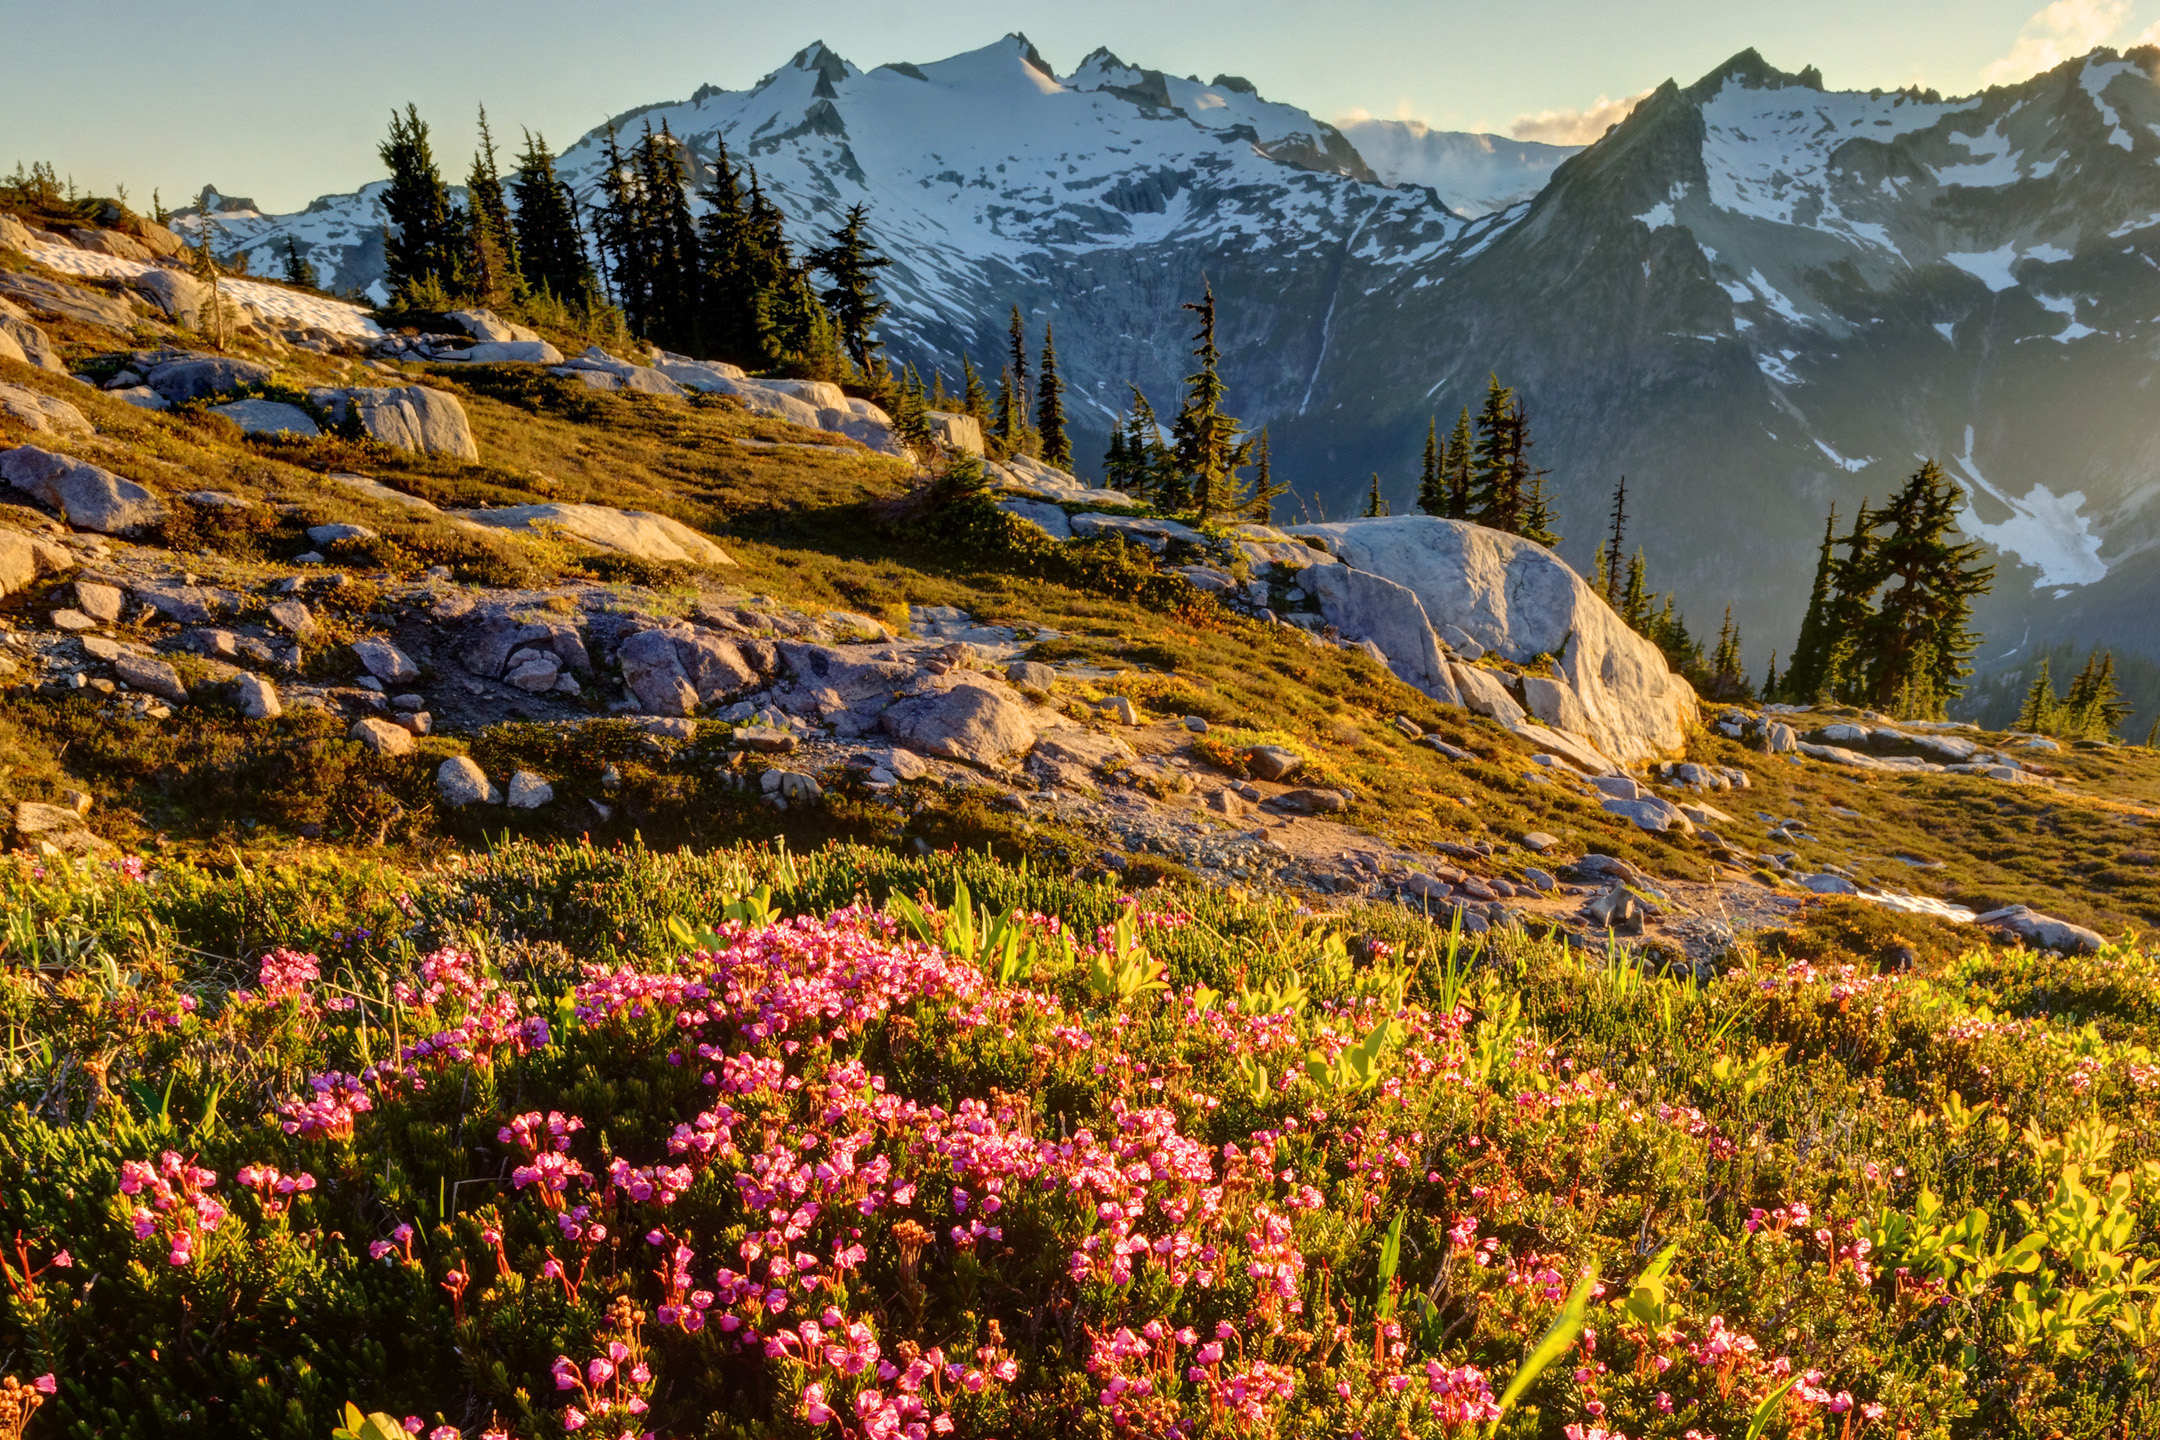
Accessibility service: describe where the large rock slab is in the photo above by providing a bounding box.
[210,398,320,437]
[0,527,73,596]
[0,311,62,373]
[130,269,213,327]
[0,446,166,534]
[1027,728,1137,791]
[448,309,540,344]
[881,673,1043,766]
[314,385,476,460]
[1284,516,1697,764]
[450,502,732,565]
[0,272,138,330]
[457,340,563,364]
[1069,513,1202,550]
[1450,662,1525,727]
[0,383,90,435]
[1299,560,1459,702]
[925,410,985,455]
[145,355,274,404]
[617,629,699,716]
[1976,905,2105,955]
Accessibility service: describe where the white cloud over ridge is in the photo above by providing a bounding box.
[1508,91,1651,146]
[1981,0,2133,85]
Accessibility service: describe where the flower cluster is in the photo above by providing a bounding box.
[119,1152,226,1266]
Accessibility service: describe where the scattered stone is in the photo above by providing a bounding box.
[1520,831,1560,853]
[436,756,500,806]
[211,399,321,438]
[1204,788,1246,817]
[1582,881,1647,933]
[638,717,697,741]
[1592,775,1642,801]
[395,712,433,736]
[72,580,122,623]
[0,382,90,434]
[1975,905,2104,954]
[1521,866,1557,892]
[1417,735,1478,762]
[114,651,187,702]
[80,635,121,661]
[1797,873,1859,895]
[0,271,138,330]
[883,674,1044,766]
[734,725,797,753]
[1275,787,1350,814]
[268,600,318,639]
[1602,795,1693,834]
[505,771,554,809]
[144,355,275,404]
[392,692,425,711]
[311,385,478,460]
[1005,660,1057,694]
[308,523,378,545]
[350,716,413,757]
[885,749,930,782]
[0,446,167,534]
[233,672,281,719]
[760,769,823,806]
[351,637,419,683]
[1098,695,1139,726]
[49,608,94,632]
[1245,745,1303,782]
[1762,722,1798,754]
[1450,663,1526,727]
[505,656,560,692]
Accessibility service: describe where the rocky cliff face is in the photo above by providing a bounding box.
[198,38,2160,672]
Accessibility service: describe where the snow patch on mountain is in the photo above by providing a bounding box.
[1950,426,2108,587]
[1945,245,2023,291]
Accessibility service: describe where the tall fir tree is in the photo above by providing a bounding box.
[1590,541,1610,599]
[510,130,594,307]
[694,135,751,361]
[1778,505,1843,703]
[280,237,317,289]
[1362,473,1389,518]
[960,355,990,428]
[188,187,228,351]
[1102,423,1132,488]
[1035,323,1070,468]
[1709,606,1748,699]
[377,104,463,307]
[592,125,639,315]
[1469,375,1520,530]
[1442,408,1474,519]
[1005,307,1031,420]
[1849,463,1995,716]
[805,203,891,377]
[2062,651,2132,740]
[1247,427,1285,522]
[2016,658,2059,733]
[633,123,701,353]
[1169,283,1253,519]
[1621,549,1651,630]
[461,105,525,309]
[993,365,1022,455]
[1519,467,1560,548]
[1122,386,1171,503]
[1415,417,1444,515]
[1603,476,1629,607]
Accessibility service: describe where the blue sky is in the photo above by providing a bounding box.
[6,0,2156,211]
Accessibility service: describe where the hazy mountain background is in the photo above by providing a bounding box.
[189,35,2160,687]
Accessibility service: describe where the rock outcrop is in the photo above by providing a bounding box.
[1283,517,1697,764]
[449,503,734,566]
[311,386,477,460]
[0,446,167,534]
[0,383,90,435]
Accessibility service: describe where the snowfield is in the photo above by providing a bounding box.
[23,237,382,339]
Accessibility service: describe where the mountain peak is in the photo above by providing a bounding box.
[1683,48,1813,102]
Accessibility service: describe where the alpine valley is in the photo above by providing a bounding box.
[195,36,2160,672]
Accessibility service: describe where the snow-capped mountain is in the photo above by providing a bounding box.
[1333,119,1576,216]
[196,38,2160,670]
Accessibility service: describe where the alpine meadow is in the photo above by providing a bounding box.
[6,11,2160,1440]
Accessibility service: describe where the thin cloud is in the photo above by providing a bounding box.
[1981,0,2129,85]
[1508,91,1651,147]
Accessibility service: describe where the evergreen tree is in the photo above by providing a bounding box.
[1246,427,1285,522]
[1849,463,1995,716]
[1709,606,1748,699]
[2063,652,2132,740]
[1519,467,1560,548]
[1169,283,1253,520]
[695,135,761,363]
[1590,541,1610,600]
[1416,417,1444,515]
[511,130,594,308]
[1006,307,1031,416]
[1362,474,1389,518]
[629,123,701,353]
[960,355,990,429]
[1603,476,1629,607]
[1621,549,1650,630]
[188,188,227,351]
[377,104,463,306]
[1815,501,1880,704]
[2015,659,2058,734]
[1122,386,1173,505]
[1779,505,1842,703]
[461,105,524,308]
[1762,649,1780,698]
[805,203,891,376]
[994,365,1021,455]
[1103,424,1132,488]
[592,125,641,316]
[280,237,317,289]
[890,363,934,457]
[1035,323,1070,468]
[1442,408,1474,520]
[1469,375,1519,530]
